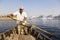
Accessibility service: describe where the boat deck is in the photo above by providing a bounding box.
[5,34,36,40]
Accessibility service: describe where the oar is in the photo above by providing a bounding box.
[8,16,29,25]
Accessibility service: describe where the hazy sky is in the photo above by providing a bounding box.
[0,0,60,17]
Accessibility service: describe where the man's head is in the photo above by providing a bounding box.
[19,7,24,14]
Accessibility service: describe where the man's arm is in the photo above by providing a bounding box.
[7,14,14,17]
[7,11,17,17]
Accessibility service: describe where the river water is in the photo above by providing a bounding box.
[28,19,60,40]
[0,19,60,40]
[0,19,17,33]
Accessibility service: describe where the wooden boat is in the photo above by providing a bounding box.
[0,17,52,40]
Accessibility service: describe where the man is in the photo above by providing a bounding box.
[8,7,28,35]
[9,7,27,25]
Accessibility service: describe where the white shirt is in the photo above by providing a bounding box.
[13,11,27,21]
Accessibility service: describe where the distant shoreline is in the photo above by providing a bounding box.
[0,17,12,20]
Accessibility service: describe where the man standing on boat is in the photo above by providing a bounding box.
[7,7,28,35]
[9,7,27,25]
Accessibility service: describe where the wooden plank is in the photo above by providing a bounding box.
[4,34,36,40]
[18,35,36,40]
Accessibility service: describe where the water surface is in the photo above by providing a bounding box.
[28,19,60,40]
[0,19,60,40]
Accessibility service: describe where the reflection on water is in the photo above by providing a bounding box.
[28,19,60,40]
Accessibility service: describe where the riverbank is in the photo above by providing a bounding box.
[0,16,16,20]
[0,17,12,20]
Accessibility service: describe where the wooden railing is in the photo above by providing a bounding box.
[28,24,52,40]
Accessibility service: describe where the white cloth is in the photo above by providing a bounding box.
[13,11,27,25]
[13,11,27,21]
